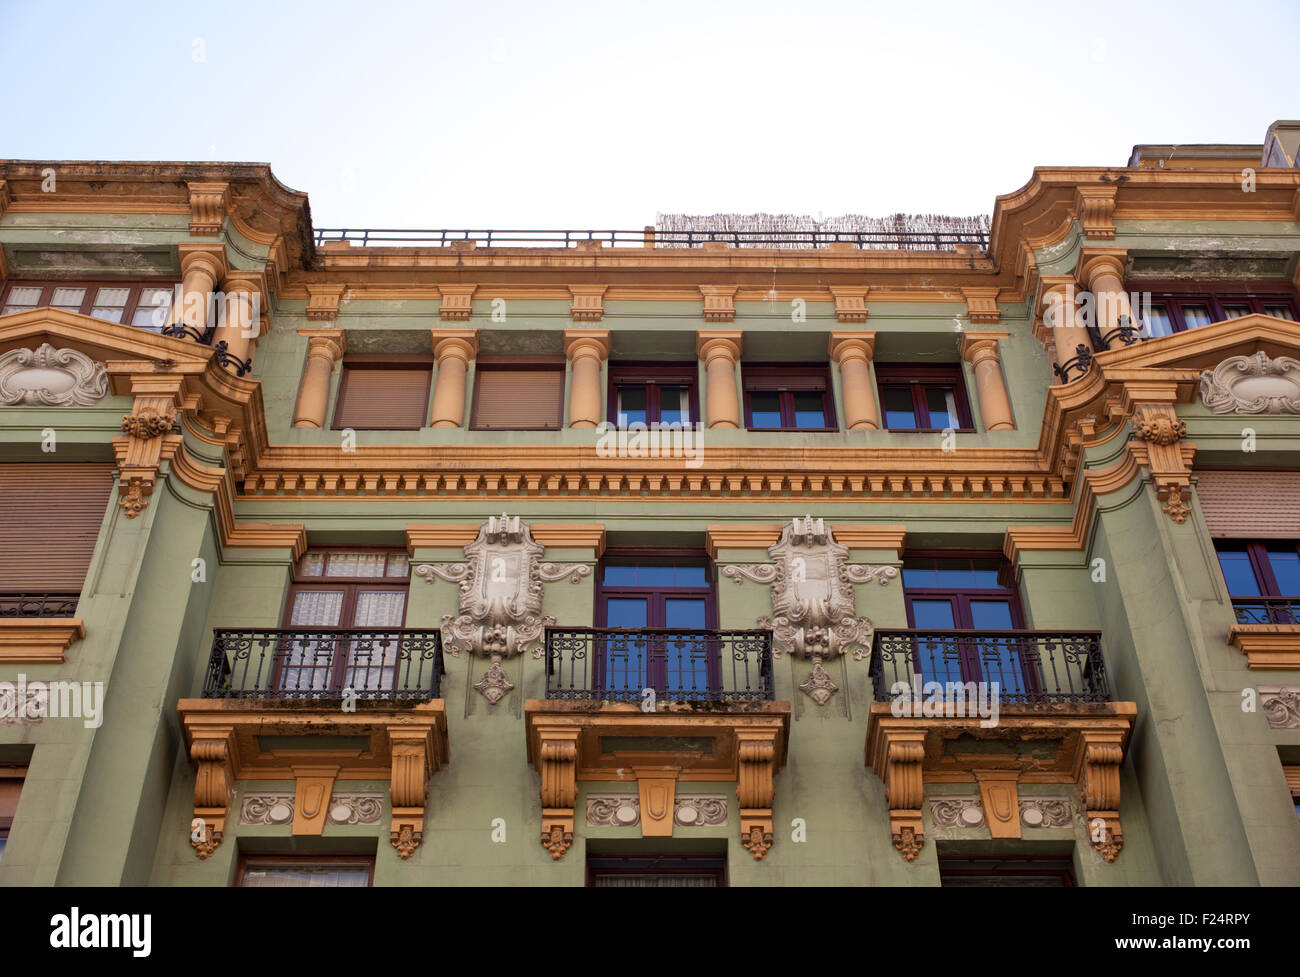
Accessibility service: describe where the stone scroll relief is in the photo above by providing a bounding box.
[0,344,108,406]
[1200,351,1300,415]
[238,791,384,826]
[585,794,728,828]
[722,516,898,705]
[929,796,1075,831]
[414,514,591,704]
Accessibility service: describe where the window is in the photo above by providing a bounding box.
[1214,540,1300,623]
[875,365,974,432]
[1130,284,1300,337]
[0,464,114,615]
[1285,764,1300,821]
[742,364,835,431]
[236,855,374,887]
[587,854,726,887]
[332,357,433,431]
[471,357,565,430]
[0,279,179,331]
[938,854,1076,887]
[0,767,25,864]
[595,553,717,697]
[902,554,1030,693]
[608,362,698,427]
[280,549,411,692]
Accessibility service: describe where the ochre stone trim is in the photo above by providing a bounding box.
[0,619,85,664]
[530,523,607,556]
[187,181,230,236]
[568,285,607,322]
[1073,185,1118,240]
[406,524,485,552]
[1228,625,1300,669]
[305,284,346,322]
[700,285,738,322]
[437,284,476,321]
[828,286,869,322]
[708,524,906,556]
[961,287,1001,324]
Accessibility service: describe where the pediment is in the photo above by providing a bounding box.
[0,307,216,372]
[1093,314,1300,374]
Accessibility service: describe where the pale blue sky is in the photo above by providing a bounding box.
[2,0,1297,229]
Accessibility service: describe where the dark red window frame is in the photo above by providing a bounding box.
[937,853,1076,886]
[1126,281,1300,337]
[330,354,435,431]
[875,364,975,432]
[606,361,700,427]
[234,853,376,887]
[586,853,728,886]
[0,278,181,329]
[1214,540,1300,597]
[741,363,837,432]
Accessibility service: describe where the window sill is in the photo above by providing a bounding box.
[1228,623,1300,669]
[0,619,85,664]
[882,427,977,434]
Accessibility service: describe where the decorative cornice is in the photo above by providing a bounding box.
[0,619,85,664]
[1073,184,1118,240]
[187,181,231,236]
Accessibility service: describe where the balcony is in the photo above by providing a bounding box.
[177,627,448,862]
[525,627,789,862]
[1227,599,1300,669]
[0,592,84,664]
[864,629,1136,863]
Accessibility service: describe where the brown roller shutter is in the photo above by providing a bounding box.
[333,366,431,430]
[471,367,564,430]
[0,464,113,592]
[1284,764,1300,796]
[1195,471,1300,538]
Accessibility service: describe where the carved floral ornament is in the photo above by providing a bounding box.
[1200,351,1300,415]
[0,344,108,406]
[415,514,591,703]
[722,516,897,704]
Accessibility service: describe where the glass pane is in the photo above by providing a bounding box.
[924,386,959,429]
[934,560,976,588]
[326,552,387,577]
[1264,304,1296,321]
[665,598,706,629]
[283,590,345,692]
[300,553,326,577]
[290,590,344,627]
[748,391,782,428]
[911,599,956,629]
[909,600,958,688]
[673,564,709,587]
[50,287,86,311]
[901,565,938,588]
[385,556,409,577]
[90,307,124,323]
[352,590,406,627]
[5,286,42,307]
[1220,303,1252,320]
[606,598,648,629]
[347,591,406,690]
[1266,548,1300,595]
[1216,550,1261,596]
[634,564,676,587]
[971,567,1004,588]
[1141,305,1173,338]
[882,386,918,429]
[659,386,690,425]
[93,287,129,307]
[617,385,647,426]
[664,599,710,695]
[2,304,37,315]
[1180,304,1212,329]
[969,600,1014,629]
[241,864,370,887]
[602,564,637,586]
[132,287,173,329]
[793,391,827,428]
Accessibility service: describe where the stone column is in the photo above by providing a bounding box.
[174,244,227,340]
[429,329,478,428]
[212,276,262,376]
[292,329,346,428]
[1077,249,1133,339]
[1040,280,1092,383]
[563,329,611,428]
[696,329,743,429]
[959,332,1014,431]
[828,331,879,430]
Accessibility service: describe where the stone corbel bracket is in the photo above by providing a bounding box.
[737,731,777,859]
[190,727,235,859]
[1077,731,1126,861]
[187,181,231,236]
[113,372,189,518]
[389,725,437,859]
[1127,402,1195,524]
[537,727,578,860]
[871,729,926,861]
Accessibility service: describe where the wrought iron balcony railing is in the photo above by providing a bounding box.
[202,628,443,702]
[1231,598,1300,625]
[543,627,775,703]
[0,592,79,617]
[314,227,989,252]
[869,629,1112,705]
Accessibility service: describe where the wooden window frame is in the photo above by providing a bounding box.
[0,278,181,329]
[875,364,975,432]
[282,547,411,629]
[330,355,434,431]
[741,363,837,432]
[585,853,728,886]
[234,853,376,887]
[1125,281,1300,336]
[606,361,700,427]
[469,355,566,431]
[937,853,1076,886]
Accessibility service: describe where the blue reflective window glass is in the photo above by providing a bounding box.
[635,565,676,587]
[749,392,781,428]
[924,386,959,429]
[674,564,709,587]
[660,386,690,425]
[911,599,956,629]
[793,392,827,429]
[1216,550,1261,596]
[882,387,917,429]
[901,566,937,588]
[617,385,647,427]
[602,565,637,586]
[1266,549,1300,595]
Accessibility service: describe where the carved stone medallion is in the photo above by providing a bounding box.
[415,514,590,703]
[930,796,985,829]
[722,516,897,704]
[1261,687,1300,730]
[0,344,108,406]
[1200,351,1300,414]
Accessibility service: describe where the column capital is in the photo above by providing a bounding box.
[432,328,478,363]
[959,331,1010,364]
[828,330,876,364]
[696,329,742,362]
[1075,246,1128,287]
[177,242,228,282]
[297,328,346,361]
[563,328,611,362]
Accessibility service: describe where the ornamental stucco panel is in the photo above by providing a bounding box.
[0,343,108,406]
[722,516,897,704]
[1200,351,1300,414]
[414,513,590,703]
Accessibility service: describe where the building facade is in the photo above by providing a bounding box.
[1,125,1299,886]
